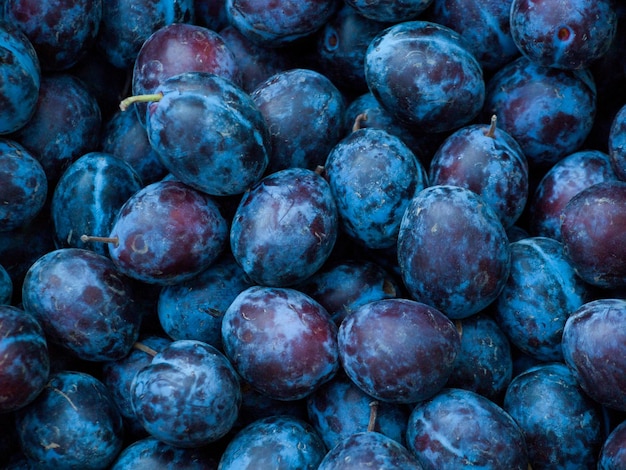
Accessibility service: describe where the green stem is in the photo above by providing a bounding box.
[119,92,164,112]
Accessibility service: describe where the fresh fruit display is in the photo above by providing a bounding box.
[3,2,626,467]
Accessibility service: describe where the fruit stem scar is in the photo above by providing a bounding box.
[119,92,164,111]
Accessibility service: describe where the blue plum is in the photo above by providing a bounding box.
[317,431,423,469]
[429,116,529,229]
[0,21,40,135]
[406,388,529,469]
[0,305,49,413]
[338,298,460,404]
[110,436,219,469]
[510,0,617,70]
[0,138,48,232]
[51,152,143,255]
[562,298,626,411]
[131,339,241,447]
[15,370,124,469]
[21,248,141,361]
[503,362,603,469]
[609,102,626,181]
[221,286,339,401]
[482,56,596,169]
[492,237,591,362]
[365,21,485,133]
[599,419,626,470]
[251,68,346,173]
[397,185,511,319]
[325,127,428,249]
[229,167,338,287]
[4,0,102,71]
[560,180,626,289]
[0,263,12,303]
[345,0,432,22]
[218,415,326,469]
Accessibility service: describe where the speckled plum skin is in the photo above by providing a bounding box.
[338,298,460,404]
[225,0,337,47]
[429,121,528,229]
[51,152,143,256]
[599,420,626,470]
[318,431,424,470]
[503,362,603,469]
[0,21,40,135]
[21,248,140,362]
[131,339,242,447]
[562,298,626,411]
[132,23,240,127]
[0,138,48,232]
[427,0,519,72]
[219,415,327,469]
[325,128,428,249]
[483,56,596,169]
[111,436,219,469]
[15,370,124,469]
[492,237,591,362]
[0,305,49,413]
[4,0,102,71]
[608,103,626,181]
[221,286,339,401]
[365,21,485,133]
[406,388,529,469]
[230,167,338,287]
[251,68,346,173]
[106,180,228,285]
[510,0,617,70]
[397,185,511,320]
[346,0,432,22]
[146,72,270,196]
[559,181,626,289]
[306,373,409,450]
[529,150,618,241]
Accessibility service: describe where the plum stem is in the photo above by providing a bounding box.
[485,114,497,138]
[119,92,164,111]
[80,234,119,247]
[133,341,159,357]
[367,401,379,432]
[352,112,368,132]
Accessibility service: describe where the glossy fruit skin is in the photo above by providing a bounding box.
[225,0,337,47]
[110,436,219,469]
[0,138,48,232]
[427,0,519,72]
[609,103,626,180]
[429,121,528,229]
[317,431,423,470]
[406,388,529,469]
[365,21,485,133]
[0,21,40,135]
[157,254,254,348]
[598,420,626,470]
[15,370,124,469]
[131,339,242,447]
[4,0,102,71]
[21,248,140,361]
[562,298,626,411]
[483,56,596,169]
[306,373,409,450]
[492,237,591,362]
[132,22,241,127]
[397,185,511,320]
[503,362,603,470]
[529,150,618,241]
[219,415,326,469]
[146,72,270,196]
[221,286,339,401]
[51,152,143,256]
[325,128,428,249]
[96,0,195,70]
[0,305,49,413]
[107,180,228,285]
[560,180,626,289]
[11,73,102,186]
[338,298,460,404]
[510,0,617,70]
[446,313,513,402]
[251,68,346,173]
[230,168,338,287]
